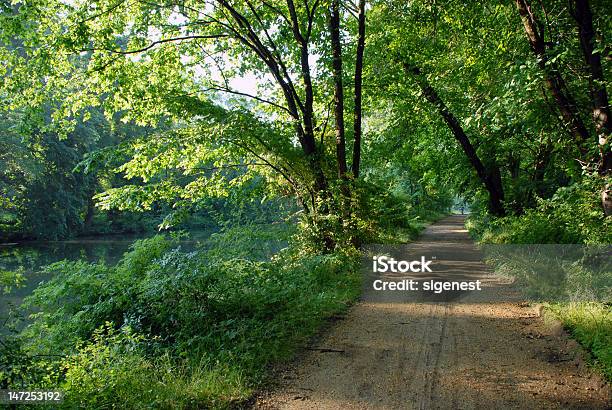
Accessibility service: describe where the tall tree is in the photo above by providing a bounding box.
[570,0,611,176]
[1,0,376,248]
[514,0,590,153]
[329,0,348,180]
[403,63,506,216]
[352,0,366,178]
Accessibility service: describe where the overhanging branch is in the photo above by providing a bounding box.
[82,34,227,55]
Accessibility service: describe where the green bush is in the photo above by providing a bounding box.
[17,235,175,354]
[2,228,361,408]
[547,302,611,382]
[294,180,425,253]
[470,178,611,244]
[0,267,24,294]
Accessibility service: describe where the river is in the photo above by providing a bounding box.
[0,231,215,325]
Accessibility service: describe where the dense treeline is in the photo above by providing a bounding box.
[0,110,160,241]
[368,0,610,222]
[1,0,609,245]
[0,0,610,407]
[0,108,296,241]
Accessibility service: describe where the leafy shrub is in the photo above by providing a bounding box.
[547,302,611,382]
[205,222,293,260]
[60,324,150,408]
[3,228,361,408]
[55,323,247,409]
[18,235,175,354]
[0,267,24,294]
[470,178,611,244]
[294,180,424,252]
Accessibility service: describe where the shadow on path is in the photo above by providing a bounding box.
[255,216,611,410]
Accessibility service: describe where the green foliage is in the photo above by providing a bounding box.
[547,303,612,382]
[60,324,149,408]
[0,267,24,294]
[0,109,130,240]
[469,177,612,244]
[470,172,611,381]
[292,175,449,253]
[365,0,609,218]
[349,180,428,243]
[1,0,610,401]
[16,236,171,354]
[57,324,245,409]
[2,0,605,246]
[205,222,293,260]
[2,228,361,408]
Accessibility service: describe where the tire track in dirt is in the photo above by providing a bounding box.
[254,216,610,410]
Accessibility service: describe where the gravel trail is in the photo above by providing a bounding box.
[254,215,610,410]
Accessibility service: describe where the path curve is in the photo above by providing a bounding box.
[255,215,610,410]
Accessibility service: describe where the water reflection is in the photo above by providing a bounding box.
[0,231,213,321]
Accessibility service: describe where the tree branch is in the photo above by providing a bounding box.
[201,84,293,115]
[82,34,227,55]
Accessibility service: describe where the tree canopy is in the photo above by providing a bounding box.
[0,0,610,244]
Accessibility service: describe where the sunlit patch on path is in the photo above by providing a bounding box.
[254,216,611,410]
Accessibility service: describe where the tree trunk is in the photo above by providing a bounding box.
[570,0,611,215]
[83,194,95,232]
[352,0,366,179]
[515,0,590,154]
[572,0,611,151]
[219,0,329,196]
[329,0,348,180]
[602,187,612,217]
[403,63,506,216]
[530,144,552,200]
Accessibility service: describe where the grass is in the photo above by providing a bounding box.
[1,230,364,409]
[466,213,611,383]
[546,302,612,382]
[2,212,437,409]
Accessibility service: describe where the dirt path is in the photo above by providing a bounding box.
[254,215,610,410]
